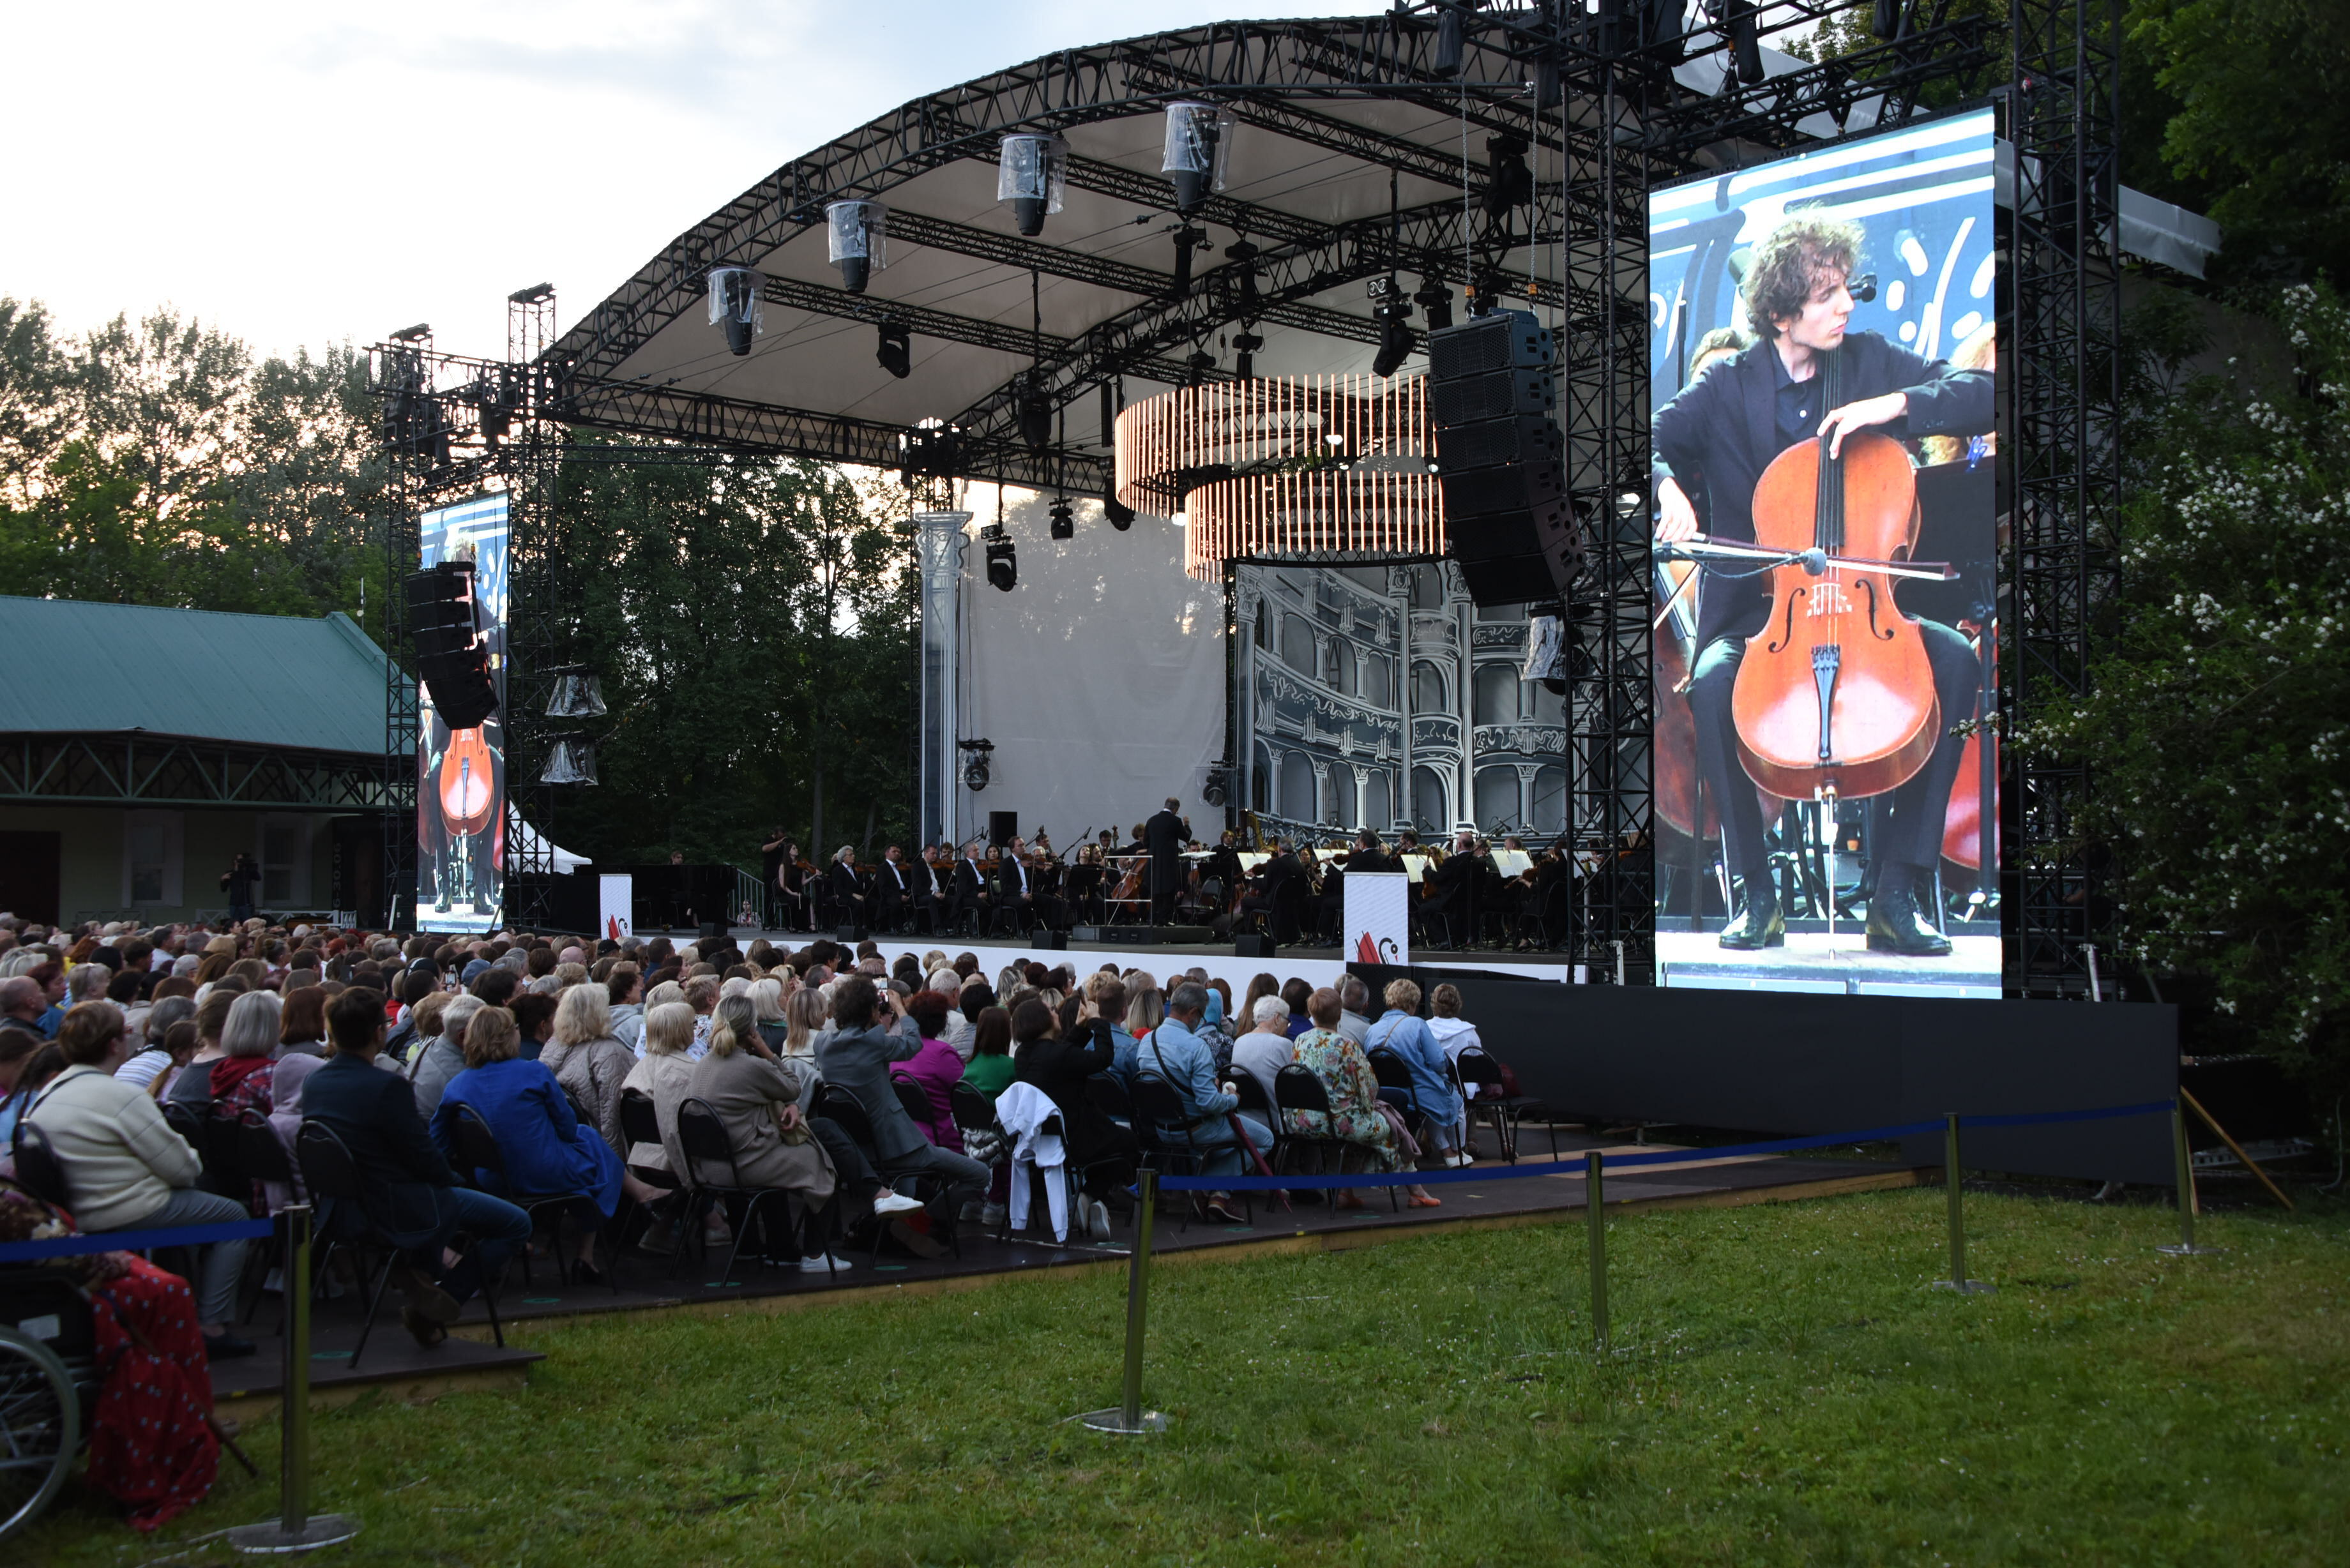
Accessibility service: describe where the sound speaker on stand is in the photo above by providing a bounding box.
[988,810,1019,848]
[1428,310,1584,607]
[1235,934,1277,958]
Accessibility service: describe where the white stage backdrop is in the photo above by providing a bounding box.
[957,491,1225,848]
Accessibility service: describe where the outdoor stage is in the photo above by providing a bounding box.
[209,1129,1916,1417]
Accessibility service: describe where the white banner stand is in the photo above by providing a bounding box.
[1343,871,1410,968]
[599,874,633,942]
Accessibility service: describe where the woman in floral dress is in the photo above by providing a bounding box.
[1283,988,1434,1209]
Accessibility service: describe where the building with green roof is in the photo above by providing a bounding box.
[0,595,404,925]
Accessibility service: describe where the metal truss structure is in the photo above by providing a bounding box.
[371,1,2114,990]
[0,735,387,811]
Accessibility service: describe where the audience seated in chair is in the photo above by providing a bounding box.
[1286,987,1432,1207]
[1364,979,1469,1167]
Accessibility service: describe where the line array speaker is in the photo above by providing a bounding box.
[1429,310,1584,607]
[404,563,499,731]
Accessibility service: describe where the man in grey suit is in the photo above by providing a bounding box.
[815,975,988,1230]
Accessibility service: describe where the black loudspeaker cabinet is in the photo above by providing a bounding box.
[1029,930,1068,951]
[1427,310,1584,608]
[1234,934,1278,958]
[834,924,865,944]
[698,921,725,940]
[989,810,1019,848]
[405,564,499,730]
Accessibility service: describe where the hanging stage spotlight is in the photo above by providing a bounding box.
[1103,488,1135,531]
[1169,225,1209,297]
[997,133,1069,237]
[1414,276,1454,335]
[1162,102,1235,216]
[1482,135,1533,223]
[825,200,888,294]
[982,523,1017,591]
[876,321,912,378]
[1015,375,1053,451]
[1232,329,1264,380]
[1370,276,1415,378]
[1049,499,1074,540]
[1727,0,1766,86]
[707,266,764,356]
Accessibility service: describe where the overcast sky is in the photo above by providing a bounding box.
[3,1,1368,363]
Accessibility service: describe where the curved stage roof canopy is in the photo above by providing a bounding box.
[543,7,1932,499]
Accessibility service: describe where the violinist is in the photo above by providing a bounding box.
[1201,829,1244,908]
[871,844,913,931]
[1421,829,1479,947]
[996,837,1058,931]
[1651,216,1991,956]
[1513,837,1573,949]
[949,839,990,933]
[760,827,796,928]
[828,846,867,925]
[1066,843,1107,925]
[1235,836,1301,934]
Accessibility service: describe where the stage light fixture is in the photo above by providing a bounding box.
[390,323,432,342]
[1103,488,1135,530]
[1162,102,1235,216]
[1049,499,1074,540]
[982,522,1017,591]
[1414,276,1453,333]
[1015,375,1053,451]
[538,734,599,786]
[707,266,764,356]
[825,200,889,294]
[1482,135,1533,222]
[997,133,1069,236]
[1727,0,1766,85]
[1169,224,1208,296]
[1232,329,1264,380]
[1370,276,1415,378]
[876,321,912,378]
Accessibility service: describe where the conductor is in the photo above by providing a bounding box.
[1143,797,1189,925]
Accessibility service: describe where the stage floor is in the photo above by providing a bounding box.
[210,1129,1916,1410]
[1656,926,2002,997]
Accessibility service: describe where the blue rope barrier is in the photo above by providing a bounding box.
[1153,1098,2174,1193]
[0,1217,276,1263]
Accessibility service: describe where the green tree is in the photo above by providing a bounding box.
[2027,283,2350,1097]
[2128,0,2350,284]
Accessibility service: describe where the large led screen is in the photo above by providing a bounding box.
[1648,107,1999,997]
[416,494,510,933]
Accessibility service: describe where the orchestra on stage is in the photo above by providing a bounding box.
[749,807,1582,951]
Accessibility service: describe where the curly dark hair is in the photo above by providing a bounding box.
[1742,216,1864,340]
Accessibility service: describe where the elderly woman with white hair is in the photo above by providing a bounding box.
[407,992,480,1120]
[1229,994,1296,1114]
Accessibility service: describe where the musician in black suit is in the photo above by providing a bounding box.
[663,849,695,930]
[949,840,990,931]
[1236,838,1301,936]
[1420,830,1478,947]
[1346,828,1396,877]
[995,839,1060,932]
[911,845,946,933]
[1652,216,1992,956]
[868,845,913,931]
[828,847,867,926]
[1143,798,1189,924]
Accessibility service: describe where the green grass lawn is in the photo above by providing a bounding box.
[23,1185,2350,1566]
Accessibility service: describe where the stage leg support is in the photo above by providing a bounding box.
[1586,1149,1609,1352]
[2159,1099,2223,1256]
[1932,1112,1992,1294]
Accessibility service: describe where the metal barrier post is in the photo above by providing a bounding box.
[1080,1169,1167,1433]
[1586,1150,1609,1351]
[228,1205,360,1553]
[1931,1113,1992,1294]
[2159,1099,2222,1256]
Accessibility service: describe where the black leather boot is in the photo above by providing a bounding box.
[1865,869,1952,956]
[1718,888,1785,950]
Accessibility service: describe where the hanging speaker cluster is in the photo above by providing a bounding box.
[406,562,499,731]
[1429,310,1582,608]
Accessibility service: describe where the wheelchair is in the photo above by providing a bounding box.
[0,1265,100,1543]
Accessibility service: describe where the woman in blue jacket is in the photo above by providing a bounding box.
[1363,977,1470,1168]
[431,1005,627,1284]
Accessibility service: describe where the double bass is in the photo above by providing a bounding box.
[1731,418,1939,811]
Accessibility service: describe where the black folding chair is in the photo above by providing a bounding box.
[1271,1064,1400,1212]
[673,1096,828,1285]
[1130,1070,1241,1232]
[815,1082,960,1263]
[1229,1070,1284,1173]
[294,1120,503,1371]
[448,1104,612,1293]
[232,1110,298,1327]
[890,1074,937,1131]
[1453,1046,1526,1162]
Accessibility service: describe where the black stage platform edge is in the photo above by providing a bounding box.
[211,1325,543,1408]
[1070,925,1215,946]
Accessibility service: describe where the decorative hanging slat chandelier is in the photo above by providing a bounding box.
[1112,374,1446,582]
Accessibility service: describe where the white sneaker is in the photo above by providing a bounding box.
[798,1253,854,1273]
[1446,1150,1477,1168]
[1086,1199,1111,1240]
[980,1202,1008,1228]
[871,1190,927,1218]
